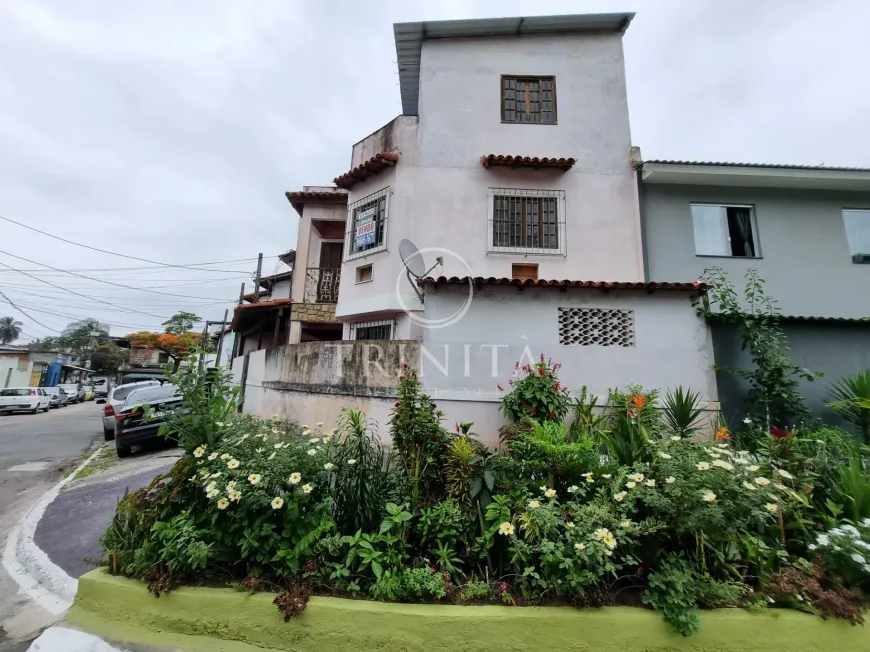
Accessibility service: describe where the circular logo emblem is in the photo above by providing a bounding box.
[394,246,474,330]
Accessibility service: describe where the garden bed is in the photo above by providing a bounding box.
[69,569,870,652]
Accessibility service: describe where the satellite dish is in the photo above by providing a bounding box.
[398,238,442,304]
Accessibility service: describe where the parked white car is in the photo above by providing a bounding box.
[101,380,161,439]
[59,383,84,404]
[0,387,52,414]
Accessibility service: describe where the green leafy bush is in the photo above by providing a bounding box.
[829,370,870,444]
[500,355,570,423]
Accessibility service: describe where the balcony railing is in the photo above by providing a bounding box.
[304,267,341,303]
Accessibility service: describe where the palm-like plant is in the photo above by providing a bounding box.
[828,370,870,444]
[660,387,705,438]
[0,316,23,344]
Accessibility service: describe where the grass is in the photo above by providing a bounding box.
[63,444,117,486]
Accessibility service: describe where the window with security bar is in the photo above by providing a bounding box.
[502,76,557,124]
[350,319,394,341]
[488,188,566,255]
[346,188,389,261]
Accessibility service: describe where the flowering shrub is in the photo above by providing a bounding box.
[809,520,870,587]
[500,355,570,423]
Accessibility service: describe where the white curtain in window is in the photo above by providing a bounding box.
[691,205,729,256]
[843,210,870,256]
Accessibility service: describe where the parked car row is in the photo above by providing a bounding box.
[99,380,181,458]
[0,381,99,415]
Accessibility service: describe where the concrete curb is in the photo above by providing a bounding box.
[2,444,108,615]
[28,626,124,652]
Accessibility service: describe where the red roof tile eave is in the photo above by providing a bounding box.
[229,298,294,332]
[417,276,707,292]
[333,152,399,189]
[284,190,348,217]
[481,154,576,171]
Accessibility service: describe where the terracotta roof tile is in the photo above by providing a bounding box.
[334,152,399,189]
[229,298,293,331]
[418,276,706,292]
[284,190,348,216]
[642,159,870,173]
[481,154,576,171]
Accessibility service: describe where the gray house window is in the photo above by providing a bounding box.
[842,209,870,263]
[690,204,758,258]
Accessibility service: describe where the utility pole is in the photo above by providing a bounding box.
[214,309,229,366]
[253,253,263,304]
[238,282,246,305]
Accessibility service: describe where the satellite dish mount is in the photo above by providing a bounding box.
[398,239,442,305]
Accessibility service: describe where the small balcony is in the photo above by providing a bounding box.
[304,267,341,303]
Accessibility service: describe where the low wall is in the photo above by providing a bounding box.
[69,570,870,652]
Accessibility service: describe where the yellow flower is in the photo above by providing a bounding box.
[734,458,749,465]
[193,447,205,458]
[645,479,656,487]
[268,452,276,460]
[544,488,557,499]
[765,503,778,513]
[208,452,218,461]
[227,459,240,469]
[324,462,334,471]
[307,449,317,456]
[658,452,672,460]
[205,481,216,492]
[666,477,676,484]
[702,490,717,502]
[206,488,219,499]
[628,473,645,483]
[625,481,637,489]
[309,438,320,444]
[347,459,357,466]
[712,459,735,471]
[209,472,221,479]
[614,491,627,502]
[302,484,313,494]
[217,498,229,510]
[604,549,613,556]
[248,474,261,485]
[220,453,230,460]
[776,469,794,480]
[620,520,631,528]
[528,500,540,509]
[567,485,579,494]
[696,462,711,471]
[199,469,209,478]
[323,437,331,444]
[498,522,515,536]
[271,497,284,510]
[602,534,617,549]
[226,481,237,492]
[288,472,301,485]
[669,436,682,442]
[743,481,757,491]
[273,443,283,449]
[754,477,771,487]
[575,543,586,551]
[747,465,760,472]
[228,489,241,502]
[566,521,575,529]
[594,528,613,541]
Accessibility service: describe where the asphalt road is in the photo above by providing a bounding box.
[0,400,103,651]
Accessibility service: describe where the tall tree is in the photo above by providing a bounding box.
[125,332,199,366]
[58,319,110,353]
[0,316,23,344]
[162,312,202,335]
[90,342,129,375]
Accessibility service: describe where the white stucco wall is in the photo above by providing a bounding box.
[0,355,34,388]
[335,31,643,325]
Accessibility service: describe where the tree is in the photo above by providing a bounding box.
[90,342,129,375]
[56,319,110,354]
[162,312,201,335]
[125,331,199,366]
[0,316,23,344]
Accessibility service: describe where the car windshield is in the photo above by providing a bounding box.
[93,379,106,386]
[45,388,58,394]
[0,389,31,396]
[112,383,157,401]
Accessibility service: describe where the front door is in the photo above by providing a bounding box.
[318,242,343,302]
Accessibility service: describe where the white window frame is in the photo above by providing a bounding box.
[842,208,870,263]
[690,202,761,258]
[345,187,390,262]
[487,188,566,255]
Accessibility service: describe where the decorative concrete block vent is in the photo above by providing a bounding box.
[558,308,635,347]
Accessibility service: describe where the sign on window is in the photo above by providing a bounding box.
[354,206,377,250]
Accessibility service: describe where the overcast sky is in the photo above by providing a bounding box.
[1,0,867,341]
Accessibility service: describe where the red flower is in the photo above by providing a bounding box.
[549,410,555,418]
[429,567,436,574]
[770,427,792,440]
[521,401,527,407]
[540,353,545,362]
[537,367,544,376]
[431,403,437,408]
[497,384,504,392]
[515,361,519,369]
[553,381,560,390]
[509,379,514,386]
[501,583,508,589]
[530,407,537,415]
[394,402,400,407]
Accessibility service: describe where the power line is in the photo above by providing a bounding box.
[0,249,236,301]
[0,258,168,319]
[0,289,61,332]
[0,256,277,274]
[0,298,163,331]
[0,213,268,274]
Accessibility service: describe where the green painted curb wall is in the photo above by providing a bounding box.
[69,569,869,652]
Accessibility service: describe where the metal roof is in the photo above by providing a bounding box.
[394,13,634,115]
[643,159,870,173]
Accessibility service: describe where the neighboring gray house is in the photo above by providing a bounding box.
[638,159,870,424]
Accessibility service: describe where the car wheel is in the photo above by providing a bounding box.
[103,427,115,441]
[43,405,49,413]
[31,406,38,414]
[116,445,131,458]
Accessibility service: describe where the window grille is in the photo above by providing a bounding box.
[558,308,635,347]
[502,76,557,124]
[350,319,394,341]
[345,188,389,261]
[488,188,566,255]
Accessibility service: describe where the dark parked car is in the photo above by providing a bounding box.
[113,384,180,458]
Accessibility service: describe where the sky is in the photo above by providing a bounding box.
[1,0,868,342]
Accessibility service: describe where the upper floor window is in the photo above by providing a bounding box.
[488,188,566,255]
[842,209,870,263]
[346,187,389,261]
[690,203,759,258]
[501,76,556,124]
